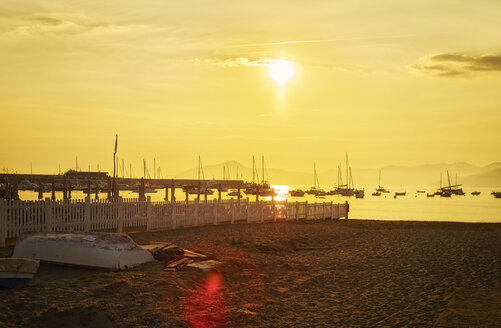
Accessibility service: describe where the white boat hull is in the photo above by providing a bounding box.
[13,232,153,271]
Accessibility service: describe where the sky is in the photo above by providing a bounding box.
[1,0,501,176]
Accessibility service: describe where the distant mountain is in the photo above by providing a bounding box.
[462,168,501,188]
[174,161,501,188]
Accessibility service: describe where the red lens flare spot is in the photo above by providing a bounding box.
[183,270,227,328]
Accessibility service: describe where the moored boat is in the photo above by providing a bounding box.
[289,189,305,197]
[13,232,154,271]
[395,192,406,196]
[471,191,481,196]
[355,189,365,198]
[0,258,40,288]
[227,190,241,197]
[493,192,501,198]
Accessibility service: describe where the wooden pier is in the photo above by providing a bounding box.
[0,173,246,201]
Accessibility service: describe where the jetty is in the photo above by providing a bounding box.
[0,172,246,201]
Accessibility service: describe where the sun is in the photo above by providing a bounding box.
[269,60,294,85]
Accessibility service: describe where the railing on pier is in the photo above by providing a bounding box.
[0,198,349,246]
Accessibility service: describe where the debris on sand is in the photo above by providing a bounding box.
[143,242,213,272]
[187,260,222,272]
[164,258,193,272]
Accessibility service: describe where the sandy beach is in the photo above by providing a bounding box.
[1,219,500,327]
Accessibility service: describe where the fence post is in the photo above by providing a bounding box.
[304,201,308,220]
[84,196,91,232]
[172,202,177,229]
[345,201,349,220]
[259,200,264,223]
[322,202,326,220]
[146,196,152,231]
[213,199,218,225]
[230,199,235,224]
[295,201,299,220]
[273,200,276,222]
[284,200,288,221]
[117,197,123,233]
[330,201,334,220]
[246,198,250,223]
[194,200,199,227]
[45,197,53,232]
[0,199,6,247]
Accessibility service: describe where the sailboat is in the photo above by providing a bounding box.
[375,170,390,193]
[244,156,259,195]
[183,157,214,195]
[306,163,326,196]
[331,153,355,196]
[244,156,275,196]
[258,156,276,197]
[228,166,241,197]
[436,171,463,197]
[219,165,229,193]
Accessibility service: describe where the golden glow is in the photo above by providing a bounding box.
[0,1,500,175]
[268,60,294,85]
[270,185,290,201]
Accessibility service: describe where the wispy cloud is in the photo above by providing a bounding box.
[230,33,453,48]
[1,13,128,36]
[200,56,284,67]
[413,52,501,77]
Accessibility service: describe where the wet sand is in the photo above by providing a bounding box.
[1,219,500,327]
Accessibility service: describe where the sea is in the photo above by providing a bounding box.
[18,185,501,223]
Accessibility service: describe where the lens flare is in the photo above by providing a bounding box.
[183,270,227,328]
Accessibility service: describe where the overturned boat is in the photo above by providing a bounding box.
[13,232,153,271]
[0,258,40,288]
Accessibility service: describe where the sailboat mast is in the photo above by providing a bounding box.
[112,134,118,197]
[316,164,320,189]
[262,156,264,185]
[198,156,201,181]
[379,169,381,188]
[447,170,452,190]
[337,165,340,188]
[252,156,255,184]
[346,153,349,190]
[313,162,316,188]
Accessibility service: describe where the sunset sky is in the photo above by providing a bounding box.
[1,0,501,176]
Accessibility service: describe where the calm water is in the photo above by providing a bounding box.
[18,185,501,223]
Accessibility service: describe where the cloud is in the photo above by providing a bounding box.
[0,13,124,36]
[413,52,501,77]
[200,56,283,67]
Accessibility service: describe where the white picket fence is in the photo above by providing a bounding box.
[0,197,349,246]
